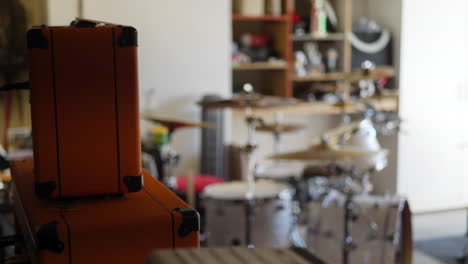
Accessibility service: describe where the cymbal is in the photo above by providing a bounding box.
[306,121,359,146]
[141,113,214,129]
[199,93,301,109]
[323,120,361,142]
[268,142,388,162]
[256,123,304,133]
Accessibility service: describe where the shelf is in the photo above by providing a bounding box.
[233,96,399,116]
[349,66,396,81]
[233,62,288,71]
[232,14,289,22]
[292,33,345,42]
[293,72,347,82]
[293,66,396,83]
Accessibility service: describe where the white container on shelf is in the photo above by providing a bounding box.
[266,0,282,15]
[234,0,265,16]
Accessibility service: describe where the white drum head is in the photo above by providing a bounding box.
[255,162,305,180]
[203,180,290,200]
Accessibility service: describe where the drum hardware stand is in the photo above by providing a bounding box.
[244,198,256,248]
[343,193,354,264]
[342,193,377,264]
[239,84,265,248]
[272,112,285,154]
[241,110,264,248]
[158,147,179,189]
[273,130,282,154]
[328,167,379,264]
[341,167,360,264]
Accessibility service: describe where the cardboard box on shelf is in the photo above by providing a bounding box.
[233,0,265,16]
[266,0,282,15]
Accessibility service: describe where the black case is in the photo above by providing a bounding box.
[352,31,392,69]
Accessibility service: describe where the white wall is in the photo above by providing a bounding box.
[78,0,232,175]
[47,0,78,25]
[399,0,468,212]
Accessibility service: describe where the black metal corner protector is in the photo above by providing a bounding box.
[35,181,57,198]
[123,174,143,192]
[173,207,200,237]
[36,221,65,253]
[27,28,48,49]
[119,26,138,47]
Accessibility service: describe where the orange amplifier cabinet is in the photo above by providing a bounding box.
[12,160,200,264]
[27,19,142,199]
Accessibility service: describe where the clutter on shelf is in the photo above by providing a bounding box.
[232,33,286,67]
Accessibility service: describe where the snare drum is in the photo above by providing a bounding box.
[203,180,293,248]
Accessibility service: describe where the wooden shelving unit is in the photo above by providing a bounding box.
[232,0,293,97]
[231,0,397,108]
[293,72,347,82]
[232,14,290,22]
[293,66,396,82]
[233,62,288,71]
[290,0,354,98]
[292,32,345,42]
[232,95,399,115]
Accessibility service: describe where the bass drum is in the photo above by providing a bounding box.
[307,194,412,264]
[203,180,293,248]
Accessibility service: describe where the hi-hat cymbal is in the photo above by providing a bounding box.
[198,93,301,109]
[141,113,214,129]
[268,142,388,162]
[256,123,304,133]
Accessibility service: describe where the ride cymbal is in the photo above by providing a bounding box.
[198,93,300,109]
[141,114,214,129]
[268,142,388,162]
[256,123,304,133]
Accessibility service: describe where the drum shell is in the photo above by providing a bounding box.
[307,195,404,264]
[204,194,293,248]
[349,241,396,264]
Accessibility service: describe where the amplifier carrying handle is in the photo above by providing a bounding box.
[70,18,117,28]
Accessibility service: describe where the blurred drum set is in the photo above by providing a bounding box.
[142,83,410,264]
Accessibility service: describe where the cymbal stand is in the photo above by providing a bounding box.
[272,112,284,154]
[163,149,179,189]
[342,192,353,264]
[242,107,263,248]
[161,130,180,189]
[244,198,255,248]
[324,167,379,264]
[243,107,264,183]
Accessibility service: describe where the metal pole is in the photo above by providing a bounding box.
[245,199,255,248]
[343,194,353,264]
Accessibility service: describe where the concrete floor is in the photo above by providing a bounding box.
[413,209,467,264]
[413,251,446,264]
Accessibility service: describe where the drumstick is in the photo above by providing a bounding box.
[186,170,195,208]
